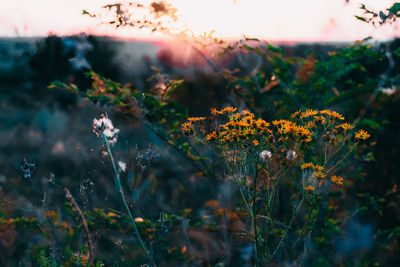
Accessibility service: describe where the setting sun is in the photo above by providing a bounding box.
[1,0,399,41]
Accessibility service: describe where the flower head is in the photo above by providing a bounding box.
[221,107,237,113]
[181,122,194,135]
[118,161,127,173]
[260,150,272,159]
[187,117,207,122]
[355,129,370,140]
[93,114,120,146]
[304,185,315,192]
[331,175,344,185]
[335,123,355,132]
[300,109,318,118]
[301,162,314,169]
[286,149,297,160]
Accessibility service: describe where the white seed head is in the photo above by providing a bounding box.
[286,149,297,160]
[118,161,127,172]
[260,150,272,159]
[93,114,120,145]
[380,86,396,95]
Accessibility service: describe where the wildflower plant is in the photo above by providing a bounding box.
[182,107,370,264]
[92,114,156,265]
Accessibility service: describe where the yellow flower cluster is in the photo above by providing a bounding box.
[214,110,271,145]
[319,110,345,120]
[182,107,370,151]
[292,109,345,121]
[300,109,318,118]
[184,108,271,147]
[301,162,325,171]
[272,120,313,143]
[301,162,327,191]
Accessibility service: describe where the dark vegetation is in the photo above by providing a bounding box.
[0,2,400,266]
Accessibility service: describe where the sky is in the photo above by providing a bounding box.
[0,0,399,42]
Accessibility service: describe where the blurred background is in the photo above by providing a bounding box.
[0,0,400,266]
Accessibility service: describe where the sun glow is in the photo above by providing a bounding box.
[169,0,400,41]
[0,0,399,41]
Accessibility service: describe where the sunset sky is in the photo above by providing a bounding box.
[1,0,399,42]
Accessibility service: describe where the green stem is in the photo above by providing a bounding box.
[222,154,253,218]
[271,193,307,259]
[292,208,312,251]
[103,134,156,266]
[252,161,260,266]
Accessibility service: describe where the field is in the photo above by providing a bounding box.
[1,2,400,266]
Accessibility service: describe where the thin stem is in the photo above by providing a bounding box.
[64,188,94,265]
[292,208,313,251]
[252,161,260,266]
[271,193,307,259]
[325,144,356,175]
[266,181,278,237]
[223,155,253,217]
[103,134,156,266]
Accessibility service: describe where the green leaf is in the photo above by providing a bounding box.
[355,15,367,22]
[388,3,400,14]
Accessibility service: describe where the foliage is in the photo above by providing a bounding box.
[1,1,400,266]
[356,3,400,26]
[181,107,369,264]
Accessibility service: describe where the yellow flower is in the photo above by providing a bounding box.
[242,110,254,117]
[335,123,355,131]
[300,109,318,118]
[320,110,344,120]
[313,116,326,125]
[304,185,315,192]
[181,122,193,135]
[253,139,259,146]
[231,113,241,120]
[206,131,217,141]
[307,121,316,128]
[211,108,222,116]
[254,118,270,128]
[221,106,237,113]
[314,171,327,179]
[272,119,286,126]
[331,175,344,185]
[242,127,255,136]
[301,162,314,169]
[313,165,324,172]
[355,129,370,140]
[291,110,301,118]
[281,121,295,134]
[294,125,311,136]
[330,111,345,120]
[187,116,207,122]
[222,135,230,143]
[237,120,250,127]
